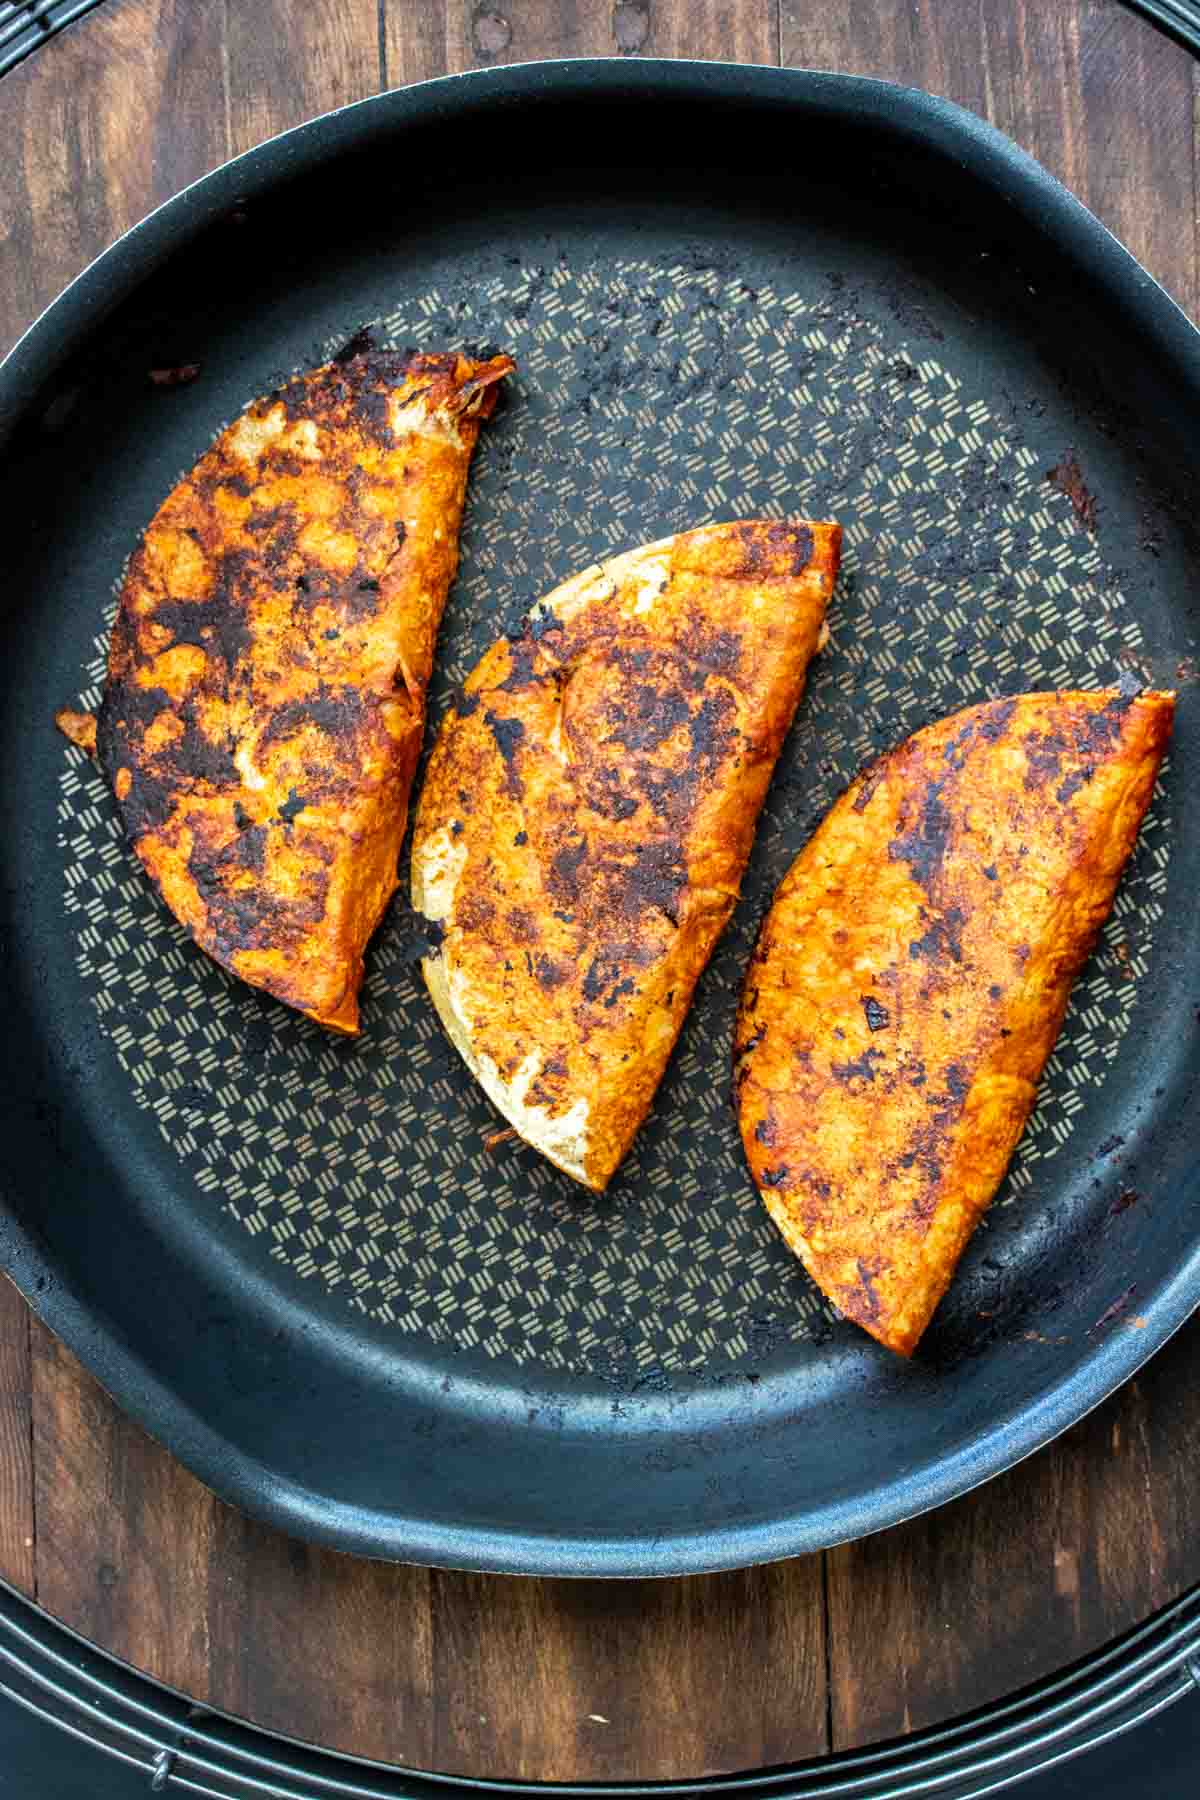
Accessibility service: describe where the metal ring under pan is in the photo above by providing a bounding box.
[1,1571,1198,1797]
[0,0,109,78]
[1,57,1200,1579]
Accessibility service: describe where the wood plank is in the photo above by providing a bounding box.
[0,0,230,362]
[205,1510,434,1769]
[429,1560,827,1781]
[223,0,381,154]
[1069,0,1197,319]
[30,1316,215,1699]
[0,1280,34,1595]
[782,0,1197,319]
[385,2,607,78]
[828,1309,1200,1748]
[30,1318,437,1765]
[0,0,386,361]
[383,0,779,80]
[621,0,778,61]
[383,0,452,87]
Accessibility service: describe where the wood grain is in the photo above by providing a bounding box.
[632,0,778,62]
[428,1562,826,1780]
[782,0,1197,320]
[223,0,380,155]
[31,1315,438,1766]
[0,0,230,361]
[383,0,779,78]
[204,1510,435,1769]
[31,1315,215,1698]
[828,1310,1200,1747]
[0,0,384,364]
[385,2,609,76]
[0,1277,34,1594]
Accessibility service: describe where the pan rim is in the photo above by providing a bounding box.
[1,58,1198,1577]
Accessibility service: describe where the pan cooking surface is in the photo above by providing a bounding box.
[2,65,1198,1571]
[56,260,1172,1378]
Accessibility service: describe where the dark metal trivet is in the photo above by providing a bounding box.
[0,0,110,78]
[1,1574,1199,1798]
[1125,0,1200,57]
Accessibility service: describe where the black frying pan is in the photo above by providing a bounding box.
[0,61,1197,1577]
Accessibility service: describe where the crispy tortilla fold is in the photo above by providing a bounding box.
[412,519,841,1189]
[735,688,1174,1355]
[65,348,512,1032]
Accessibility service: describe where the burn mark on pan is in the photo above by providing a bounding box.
[1046,450,1098,532]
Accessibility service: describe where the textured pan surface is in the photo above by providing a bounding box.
[0,63,1198,1574]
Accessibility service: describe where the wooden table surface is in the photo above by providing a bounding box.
[2,0,1200,1784]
